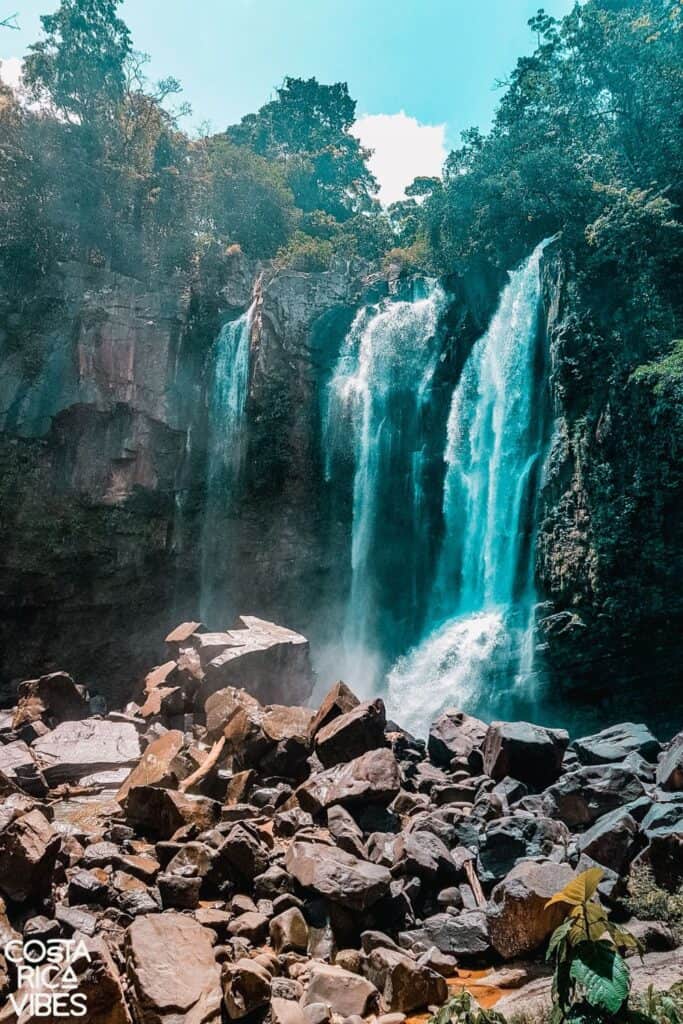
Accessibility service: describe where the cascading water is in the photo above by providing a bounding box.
[323,282,446,690]
[200,303,254,623]
[387,240,551,733]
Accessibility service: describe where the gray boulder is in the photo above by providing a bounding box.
[483,721,568,788]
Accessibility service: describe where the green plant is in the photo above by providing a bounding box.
[545,868,640,1022]
[429,991,507,1024]
[626,864,683,945]
[630,984,683,1024]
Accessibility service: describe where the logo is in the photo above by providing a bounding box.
[4,939,91,1018]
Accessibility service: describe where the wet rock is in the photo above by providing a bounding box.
[400,911,490,959]
[222,957,272,1019]
[483,721,568,788]
[541,763,646,827]
[428,710,487,770]
[13,671,89,731]
[228,911,269,944]
[0,740,47,796]
[33,719,143,787]
[125,786,220,839]
[364,946,448,1013]
[393,830,458,882]
[285,841,391,909]
[308,681,360,741]
[572,723,661,766]
[0,808,59,902]
[269,906,309,952]
[126,912,222,1024]
[488,860,575,959]
[657,732,683,791]
[327,804,367,858]
[302,964,379,1017]
[298,747,400,813]
[578,807,639,872]
[199,616,313,707]
[216,823,271,883]
[314,699,387,768]
[116,730,185,805]
[477,815,570,885]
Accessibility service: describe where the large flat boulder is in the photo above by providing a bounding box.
[32,719,143,786]
[126,912,221,1024]
[198,616,313,706]
[302,964,379,1017]
[285,841,391,909]
[477,815,570,885]
[0,740,47,796]
[400,911,490,959]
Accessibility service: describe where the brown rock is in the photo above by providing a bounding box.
[165,621,204,649]
[222,958,271,1019]
[125,786,219,839]
[488,860,576,959]
[308,681,360,741]
[33,719,143,787]
[302,964,379,1017]
[126,912,222,1024]
[428,710,488,769]
[483,721,568,788]
[0,808,59,902]
[269,907,309,953]
[116,730,185,805]
[285,841,391,909]
[365,947,448,1013]
[228,911,269,944]
[298,747,400,813]
[13,672,89,731]
[314,699,386,768]
[0,740,47,796]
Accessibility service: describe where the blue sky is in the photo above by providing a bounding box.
[1,0,575,201]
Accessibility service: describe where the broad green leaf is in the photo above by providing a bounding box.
[547,917,572,960]
[570,941,630,1013]
[546,867,605,909]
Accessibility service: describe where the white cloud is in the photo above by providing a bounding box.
[352,111,447,206]
[0,56,23,92]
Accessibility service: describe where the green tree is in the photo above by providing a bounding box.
[23,0,131,123]
[227,76,378,222]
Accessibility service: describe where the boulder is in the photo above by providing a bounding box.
[364,947,448,1013]
[228,911,269,944]
[572,723,661,766]
[215,824,271,882]
[298,747,401,813]
[116,730,185,805]
[125,786,219,839]
[488,860,575,959]
[126,912,222,1024]
[393,830,458,882]
[314,699,387,768]
[204,687,264,744]
[656,732,683,791]
[577,807,639,872]
[483,721,568,788]
[0,740,47,796]
[541,763,646,827]
[32,719,142,787]
[0,808,60,902]
[428,710,487,769]
[400,911,490,959]
[477,815,570,885]
[222,958,272,1020]
[285,841,391,909]
[13,671,89,730]
[327,804,367,858]
[199,616,313,706]
[269,906,309,953]
[308,681,360,741]
[302,964,379,1017]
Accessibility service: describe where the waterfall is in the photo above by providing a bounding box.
[323,282,446,690]
[387,240,550,733]
[200,303,254,623]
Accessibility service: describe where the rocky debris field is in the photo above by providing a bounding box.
[0,618,682,1023]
